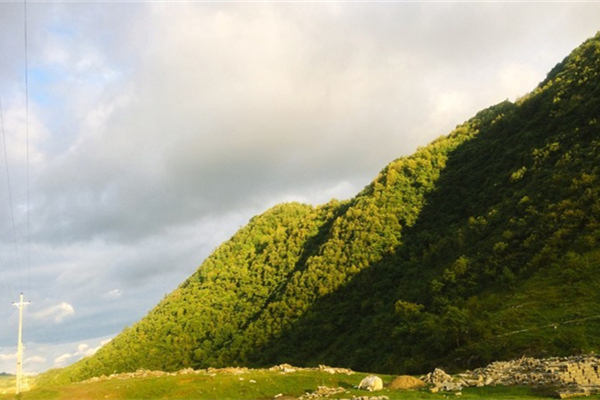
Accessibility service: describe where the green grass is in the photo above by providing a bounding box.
[0,375,15,395]
[5,369,600,400]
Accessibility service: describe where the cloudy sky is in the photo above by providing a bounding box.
[0,0,599,374]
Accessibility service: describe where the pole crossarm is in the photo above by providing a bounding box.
[12,293,31,395]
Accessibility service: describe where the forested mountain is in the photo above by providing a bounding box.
[51,32,600,383]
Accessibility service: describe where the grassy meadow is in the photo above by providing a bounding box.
[2,368,600,400]
[0,375,14,396]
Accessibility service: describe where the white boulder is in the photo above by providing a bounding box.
[358,375,384,391]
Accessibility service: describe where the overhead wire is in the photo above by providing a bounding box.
[0,254,12,304]
[0,0,33,303]
[495,314,600,338]
[0,95,16,302]
[24,0,31,296]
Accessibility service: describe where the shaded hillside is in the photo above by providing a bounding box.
[50,32,600,383]
[264,31,600,372]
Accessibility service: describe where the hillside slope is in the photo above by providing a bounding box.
[51,32,600,383]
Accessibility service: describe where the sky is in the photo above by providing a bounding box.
[0,0,599,375]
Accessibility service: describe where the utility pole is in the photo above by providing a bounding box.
[12,293,30,395]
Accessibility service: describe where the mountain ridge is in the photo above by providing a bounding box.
[46,31,600,384]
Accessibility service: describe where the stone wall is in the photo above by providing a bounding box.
[423,355,600,398]
[546,357,600,398]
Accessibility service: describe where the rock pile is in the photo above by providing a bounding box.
[543,356,600,398]
[464,354,600,396]
[298,386,347,400]
[206,366,248,375]
[423,368,453,385]
[318,365,354,375]
[269,364,298,373]
[423,354,600,397]
[268,364,354,375]
[422,368,463,392]
[350,396,389,400]
[85,368,179,382]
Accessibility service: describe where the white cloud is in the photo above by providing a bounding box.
[0,334,115,374]
[0,352,16,361]
[104,289,122,299]
[31,302,75,324]
[53,338,109,367]
[75,343,100,358]
[498,63,543,101]
[25,355,46,364]
[54,353,72,366]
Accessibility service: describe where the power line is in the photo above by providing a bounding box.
[0,250,13,304]
[0,94,20,299]
[496,314,600,338]
[24,0,31,295]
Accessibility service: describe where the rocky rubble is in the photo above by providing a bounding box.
[83,363,353,384]
[422,368,463,392]
[298,386,348,400]
[84,369,178,382]
[269,363,298,373]
[268,364,354,375]
[317,365,354,375]
[349,396,389,400]
[297,385,389,400]
[423,354,600,398]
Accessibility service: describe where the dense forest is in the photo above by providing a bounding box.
[45,32,600,384]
